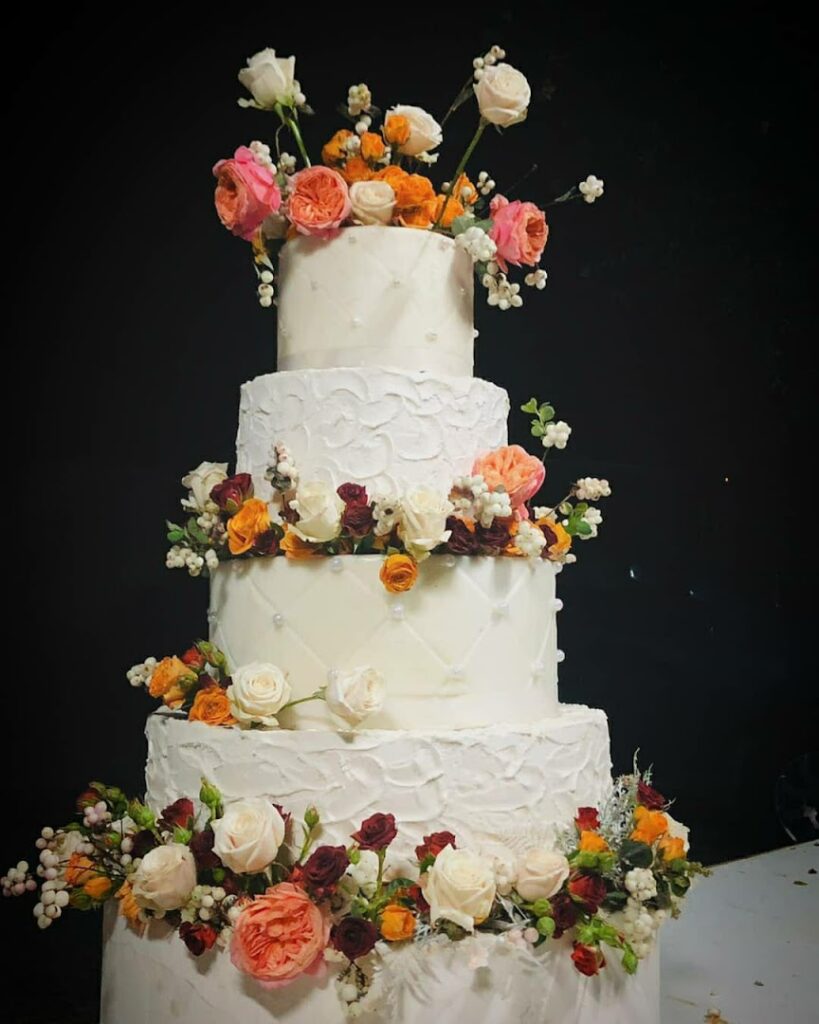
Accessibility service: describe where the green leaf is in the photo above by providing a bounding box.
[450,214,474,236]
[471,218,494,234]
[419,854,436,875]
[670,875,691,897]
[619,840,654,870]
[576,521,593,537]
[622,947,639,974]
[602,890,628,912]
[521,398,539,415]
[531,422,546,438]
[569,850,616,873]
[539,404,555,422]
[167,530,185,543]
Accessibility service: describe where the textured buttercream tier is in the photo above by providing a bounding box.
[102,911,659,1024]
[209,555,561,730]
[236,368,508,498]
[145,706,611,861]
[277,227,475,375]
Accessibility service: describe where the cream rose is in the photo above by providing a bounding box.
[131,844,197,912]
[181,461,228,511]
[665,814,690,853]
[289,481,344,543]
[326,667,385,727]
[397,487,453,561]
[227,662,292,728]
[515,848,570,902]
[238,48,297,108]
[421,846,496,932]
[387,104,443,156]
[474,63,531,127]
[212,798,285,875]
[350,180,396,226]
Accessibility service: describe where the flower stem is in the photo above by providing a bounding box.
[375,848,386,899]
[298,825,315,864]
[281,688,326,712]
[441,75,475,128]
[286,112,311,168]
[433,118,488,230]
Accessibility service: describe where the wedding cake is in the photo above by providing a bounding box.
[3,45,703,1024]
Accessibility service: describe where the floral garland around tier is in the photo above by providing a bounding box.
[166,399,612,591]
[213,45,604,312]
[2,766,706,1016]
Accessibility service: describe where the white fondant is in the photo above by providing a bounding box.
[236,367,508,498]
[277,227,475,375]
[209,555,560,730]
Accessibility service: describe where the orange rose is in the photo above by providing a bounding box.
[360,132,386,163]
[163,683,186,710]
[116,881,144,931]
[375,165,409,190]
[65,854,97,887]
[84,875,113,900]
[383,114,411,147]
[397,204,435,229]
[149,655,194,699]
[380,903,416,942]
[429,194,466,229]
[340,156,373,185]
[321,129,354,166]
[474,445,546,512]
[631,806,669,845]
[380,553,419,593]
[227,498,271,555]
[392,173,435,210]
[449,173,478,206]
[537,518,573,560]
[658,836,686,862]
[578,830,610,853]
[188,686,236,727]
[281,526,323,560]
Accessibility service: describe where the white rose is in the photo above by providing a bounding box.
[665,814,690,854]
[238,48,297,108]
[341,849,380,899]
[387,104,443,156]
[421,846,496,932]
[515,849,570,902]
[131,844,197,912]
[350,181,396,226]
[326,667,385,727]
[290,481,344,543]
[397,487,453,561]
[474,63,531,127]
[181,461,228,511]
[227,662,292,728]
[211,798,285,875]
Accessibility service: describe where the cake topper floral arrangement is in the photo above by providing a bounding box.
[213,45,605,311]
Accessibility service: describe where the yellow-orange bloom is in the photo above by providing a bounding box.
[536,517,573,560]
[449,173,478,206]
[383,114,411,147]
[430,194,466,229]
[65,854,97,887]
[392,173,435,210]
[84,875,113,900]
[227,498,271,555]
[375,165,409,191]
[360,132,386,163]
[397,204,435,229]
[658,836,686,862]
[281,527,323,560]
[380,903,416,941]
[631,806,669,845]
[380,553,419,593]
[163,682,187,710]
[579,830,610,853]
[116,881,144,932]
[188,686,236,727]
[340,156,373,185]
[321,129,354,166]
[149,655,194,699]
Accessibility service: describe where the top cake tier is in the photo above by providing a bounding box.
[277,226,474,375]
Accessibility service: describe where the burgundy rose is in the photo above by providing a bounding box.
[190,827,221,870]
[331,916,379,961]
[181,646,206,670]
[337,483,369,506]
[539,520,560,552]
[637,780,668,810]
[352,813,397,851]
[415,831,457,861]
[131,829,158,860]
[477,518,512,553]
[408,884,430,915]
[342,502,374,538]
[179,921,218,957]
[253,528,280,556]
[273,803,292,832]
[210,473,253,513]
[575,807,601,832]
[571,942,605,977]
[445,517,479,555]
[220,871,243,897]
[550,892,579,937]
[158,798,195,832]
[303,845,349,893]
[568,873,607,913]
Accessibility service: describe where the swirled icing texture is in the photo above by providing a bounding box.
[209,555,561,730]
[236,367,509,499]
[277,227,475,375]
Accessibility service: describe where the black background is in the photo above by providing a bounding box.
[4,5,815,1021]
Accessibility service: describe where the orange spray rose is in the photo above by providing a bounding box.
[227,498,272,555]
[380,554,419,593]
[188,686,236,727]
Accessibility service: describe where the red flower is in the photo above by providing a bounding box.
[415,831,457,861]
[158,798,195,832]
[408,884,430,914]
[179,921,218,957]
[637,780,668,810]
[575,807,601,832]
[331,916,379,961]
[549,892,579,937]
[302,845,349,894]
[571,942,606,977]
[352,813,397,851]
[337,483,369,506]
[131,830,158,860]
[210,473,253,513]
[181,646,206,670]
[253,528,280,556]
[342,502,374,538]
[76,787,101,811]
[190,827,221,870]
[568,873,607,913]
[445,517,480,555]
[476,518,513,553]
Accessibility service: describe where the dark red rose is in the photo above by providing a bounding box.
[550,892,580,937]
[477,518,513,553]
[253,528,280,556]
[575,807,601,832]
[76,788,101,811]
[190,827,221,870]
[331,916,379,961]
[221,871,243,897]
[415,831,457,861]
[337,483,369,506]
[342,502,374,538]
[303,845,349,893]
[539,520,560,555]
[210,473,253,513]
[352,813,397,851]
[568,873,607,913]
[571,942,605,977]
[181,646,206,670]
[408,884,430,914]
[179,921,218,957]
[273,803,292,832]
[158,798,195,832]
[445,517,479,555]
[637,780,668,810]
[131,829,159,860]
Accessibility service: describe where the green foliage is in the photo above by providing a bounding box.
[199,778,223,821]
[602,890,628,912]
[530,898,552,917]
[128,799,156,831]
[418,854,436,875]
[536,915,556,937]
[619,840,654,870]
[173,827,193,846]
[570,850,617,873]
[521,397,557,444]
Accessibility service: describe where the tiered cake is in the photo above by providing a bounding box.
[99,227,660,1022]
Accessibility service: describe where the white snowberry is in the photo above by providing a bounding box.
[542,421,572,450]
[578,174,605,204]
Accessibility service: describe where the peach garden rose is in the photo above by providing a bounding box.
[287,166,352,240]
[213,147,282,241]
[472,445,546,515]
[488,195,548,273]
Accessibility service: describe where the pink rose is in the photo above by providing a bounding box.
[230,883,330,989]
[488,195,548,272]
[287,166,352,240]
[213,147,282,241]
[472,445,546,516]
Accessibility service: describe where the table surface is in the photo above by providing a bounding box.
[661,841,819,1023]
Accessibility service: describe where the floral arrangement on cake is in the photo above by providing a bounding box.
[214,45,604,312]
[166,400,612,590]
[3,765,704,1016]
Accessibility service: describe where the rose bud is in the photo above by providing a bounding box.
[331,916,379,961]
[210,473,254,514]
[352,813,397,852]
[337,483,369,506]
